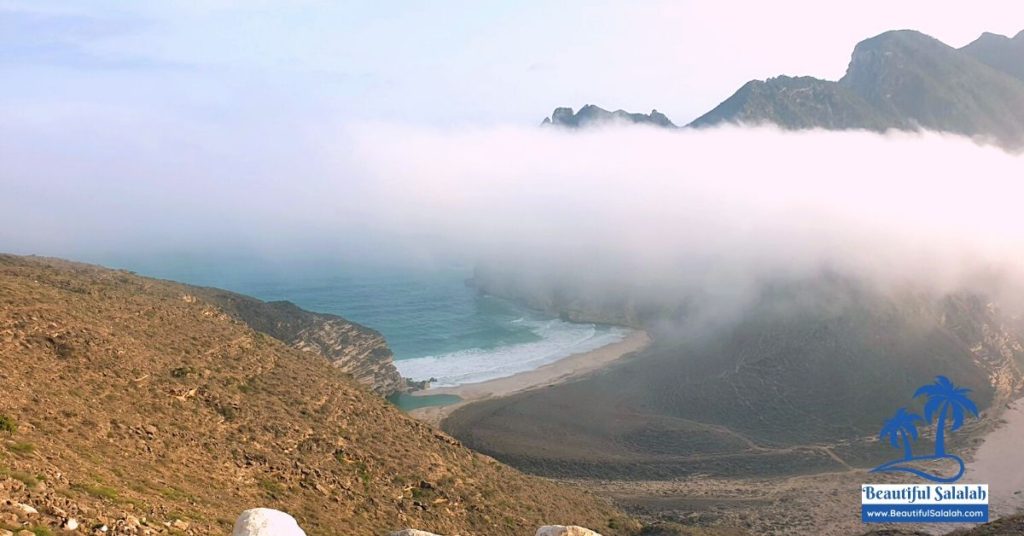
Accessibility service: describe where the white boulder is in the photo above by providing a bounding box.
[390,530,445,536]
[232,508,306,536]
[536,526,603,536]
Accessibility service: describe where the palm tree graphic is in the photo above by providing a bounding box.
[915,375,979,456]
[879,407,923,460]
[871,376,980,483]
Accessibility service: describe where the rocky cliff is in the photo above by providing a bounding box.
[195,289,410,395]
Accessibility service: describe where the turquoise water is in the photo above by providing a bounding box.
[99,254,627,393]
[387,393,462,411]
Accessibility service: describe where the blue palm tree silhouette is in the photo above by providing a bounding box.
[914,375,979,457]
[871,376,979,482]
[879,408,923,460]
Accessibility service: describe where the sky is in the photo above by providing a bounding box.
[2,1,1023,126]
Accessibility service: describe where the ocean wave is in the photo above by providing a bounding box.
[395,318,630,387]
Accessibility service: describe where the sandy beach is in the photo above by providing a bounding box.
[408,329,650,425]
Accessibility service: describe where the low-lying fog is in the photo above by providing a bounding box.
[4,121,1024,313]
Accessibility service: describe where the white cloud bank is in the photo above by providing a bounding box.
[349,124,1024,297]
[3,119,1024,303]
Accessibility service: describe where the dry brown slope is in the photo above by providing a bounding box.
[0,254,636,535]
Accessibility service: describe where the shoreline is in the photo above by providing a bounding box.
[407,329,651,426]
[960,396,1024,519]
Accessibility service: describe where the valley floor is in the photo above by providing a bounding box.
[562,395,1024,536]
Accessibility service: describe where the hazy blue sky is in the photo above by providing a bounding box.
[3,1,1023,126]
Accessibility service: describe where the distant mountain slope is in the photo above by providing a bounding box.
[0,254,635,535]
[688,76,900,131]
[962,31,1024,82]
[452,272,1024,480]
[542,104,676,128]
[839,30,1024,144]
[690,29,1024,148]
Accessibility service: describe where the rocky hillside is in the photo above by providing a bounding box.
[195,288,410,396]
[687,75,897,131]
[0,254,636,536]
[691,29,1024,148]
[542,105,675,128]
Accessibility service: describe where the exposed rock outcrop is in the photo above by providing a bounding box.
[536,525,604,536]
[196,289,410,395]
[390,530,445,536]
[232,508,306,536]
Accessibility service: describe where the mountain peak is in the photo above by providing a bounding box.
[961,28,1024,83]
[541,105,676,128]
[848,29,951,60]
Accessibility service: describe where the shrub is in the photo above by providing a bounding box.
[0,415,16,435]
[258,478,285,499]
[71,482,119,501]
[170,366,196,379]
[7,442,34,455]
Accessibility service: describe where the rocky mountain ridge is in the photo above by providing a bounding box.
[545,29,1024,149]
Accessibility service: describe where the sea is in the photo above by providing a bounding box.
[99,254,628,401]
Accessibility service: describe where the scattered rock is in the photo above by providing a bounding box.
[64,517,80,530]
[231,508,306,536]
[10,502,37,517]
[171,519,189,530]
[0,529,12,536]
[390,530,444,536]
[536,526,603,536]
